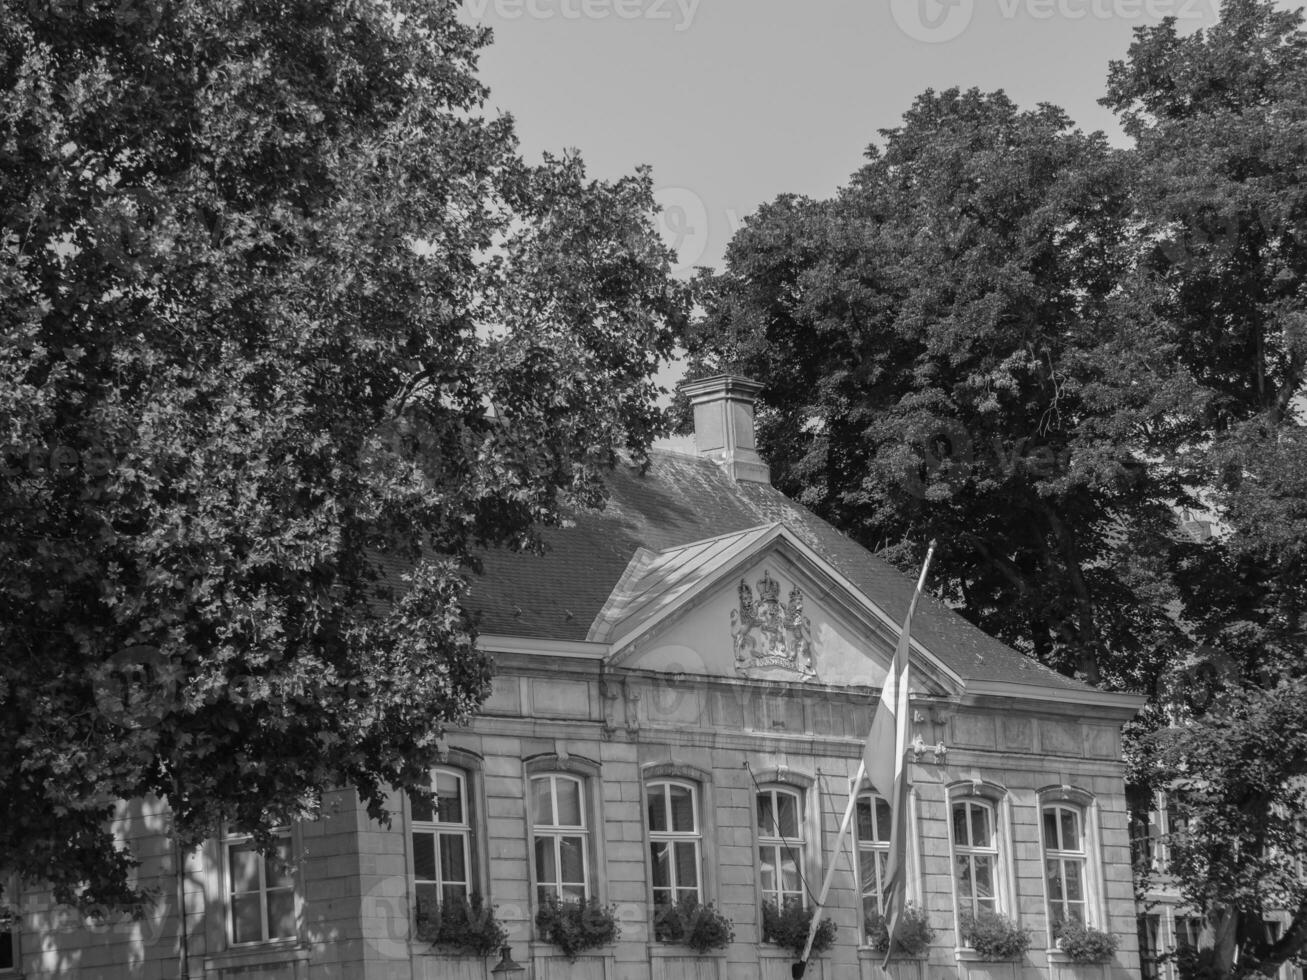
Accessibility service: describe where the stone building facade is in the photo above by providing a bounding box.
[4,376,1145,980]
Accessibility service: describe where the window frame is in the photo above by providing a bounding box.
[408,764,477,923]
[946,780,1016,943]
[524,753,604,914]
[853,789,893,924]
[220,824,299,948]
[753,774,818,914]
[646,778,704,909]
[1037,785,1108,940]
[951,797,1002,919]
[530,772,592,903]
[1042,802,1089,930]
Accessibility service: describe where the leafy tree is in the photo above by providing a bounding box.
[1105,2,1307,974]
[1139,680,1307,978]
[685,89,1185,688]
[0,0,685,914]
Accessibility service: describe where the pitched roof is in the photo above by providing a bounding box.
[465,447,1090,693]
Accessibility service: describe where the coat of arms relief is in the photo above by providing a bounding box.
[730,570,817,680]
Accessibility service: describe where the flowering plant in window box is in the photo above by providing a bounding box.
[534,895,620,961]
[958,909,1031,960]
[866,902,935,956]
[761,898,837,958]
[1053,920,1118,963]
[414,893,507,956]
[654,896,735,953]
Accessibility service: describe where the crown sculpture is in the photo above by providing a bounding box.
[730,570,817,680]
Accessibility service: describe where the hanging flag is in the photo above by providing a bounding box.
[792,541,935,979]
[865,540,934,966]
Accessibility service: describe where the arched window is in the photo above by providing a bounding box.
[757,786,806,908]
[855,791,893,923]
[1042,803,1088,929]
[647,779,702,909]
[222,825,297,945]
[951,798,1000,918]
[530,773,590,903]
[410,767,473,921]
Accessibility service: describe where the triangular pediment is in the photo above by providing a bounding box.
[593,524,960,696]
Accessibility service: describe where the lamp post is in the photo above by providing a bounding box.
[491,945,526,976]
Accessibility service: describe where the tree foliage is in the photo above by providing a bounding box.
[1104,2,1307,974]
[687,3,1307,975]
[0,0,685,913]
[685,89,1184,688]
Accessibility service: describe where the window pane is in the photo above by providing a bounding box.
[859,851,881,900]
[674,841,699,890]
[532,778,554,825]
[228,843,261,894]
[231,893,262,944]
[439,833,467,885]
[669,784,695,833]
[650,842,671,888]
[442,882,469,906]
[970,804,991,848]
[776,793,799,839]
[1044,809,1059,849]
[560,836,585,884]
[973,856,994,900]
[647,784,668,833]
[267,839,294,889]
[856,798,873,842]
[435,771,463,824]
[267,888,295,940]
[1061,809,1080,851]
[411,791,435,823]
[556,779,583,827]
[0,930,12,969]
[957,855,974,898]
[780,845,801,890]
[413,833,437,882]
[952,803,970,847]
[535,837,557,887]
[758,794,775,835]
[875,797,892,842]
[1064,859,1084,901]
[415,882,439,921]
[561,883,586,902]
[759,846,776,893]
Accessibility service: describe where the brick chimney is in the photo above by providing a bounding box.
[679,375,770,483]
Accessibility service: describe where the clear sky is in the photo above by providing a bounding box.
[464,0,1301,386]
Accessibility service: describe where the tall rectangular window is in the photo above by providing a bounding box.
[0,929,13,972]
[855,792,892,925]
[952,799,999,917]
[410,767,472,920]
[1043,804,1087,928]
[648,780,701,910]
[1138,914,1161,980]
[757,787,805,908]
[223,828,296,945]
[531,774,589,903]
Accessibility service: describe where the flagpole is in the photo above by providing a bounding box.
[795,759,866,968]
[792,541,936,980]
